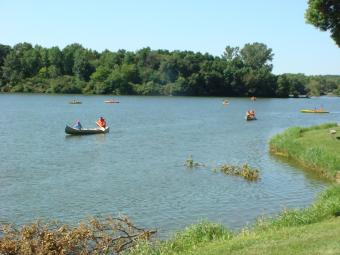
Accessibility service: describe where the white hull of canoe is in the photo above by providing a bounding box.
[65,125,109,135]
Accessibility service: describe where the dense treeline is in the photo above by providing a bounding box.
[0,42,339,97]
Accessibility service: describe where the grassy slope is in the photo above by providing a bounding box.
[188,217,340,255]
[129,185,340,255]
[269,123,340,179]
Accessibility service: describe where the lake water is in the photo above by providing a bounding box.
[0,94,339,237]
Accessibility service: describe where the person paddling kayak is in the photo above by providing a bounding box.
[96,116,107,129]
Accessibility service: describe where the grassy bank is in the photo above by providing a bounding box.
[129,185,340,255]
[269,123,340,180]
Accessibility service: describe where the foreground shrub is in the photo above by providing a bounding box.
[0,216,156,255]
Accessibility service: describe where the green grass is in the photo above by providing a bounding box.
[269,123,340,180]
[128,186,340,255]
[188,217,340,255]
[128,222,233,255]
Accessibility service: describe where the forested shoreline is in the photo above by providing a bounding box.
[0,42,339,97]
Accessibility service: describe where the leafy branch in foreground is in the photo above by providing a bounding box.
[0,216,156,255]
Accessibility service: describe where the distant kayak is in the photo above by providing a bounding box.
[65,125,109,135]
[69,100,82,104]
[300,109,329,113]
[222,100,229,105]
[104,99,120,103]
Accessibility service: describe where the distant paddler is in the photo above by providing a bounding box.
[250,96,256,101]
[222,99,229,105]
[69,99,82,104]
[246,109,256,121]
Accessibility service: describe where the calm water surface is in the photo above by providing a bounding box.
[0,94,339,236]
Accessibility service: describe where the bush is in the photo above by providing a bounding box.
[0,216,156,255]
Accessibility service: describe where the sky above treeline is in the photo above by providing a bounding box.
[1,0,339,75]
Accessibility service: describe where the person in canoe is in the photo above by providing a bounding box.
[73,120,82,130]
[96,116,107,129]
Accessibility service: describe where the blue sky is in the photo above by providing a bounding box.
[1,0,339,75]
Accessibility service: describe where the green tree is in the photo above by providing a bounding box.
[105,64,138,94]
[35,45,49,68]
[0,44,11,86]
[276,75,291,97]
[0,44,11,67]
[305,0,340,46]
[307,79,322,96]
[48,46,63,74]
[222,46,240,62]
[2,43,43,82]
[73,49,93,81]
[90,65,111,83]
[99,50,120,69]
[240,43,274,70]
[62,43,84,75]
[2,49,24,84]
[22,47,42,77]
[285,73,308,97]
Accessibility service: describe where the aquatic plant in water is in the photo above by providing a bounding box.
[185,156,259,181]
[218,163,260,181]
[185,155,204,168]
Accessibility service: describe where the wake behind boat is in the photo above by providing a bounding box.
[65,125,109,135]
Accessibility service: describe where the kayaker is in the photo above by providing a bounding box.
[246,110,251,118]
[73,120,82,130]
[96,116,106,128]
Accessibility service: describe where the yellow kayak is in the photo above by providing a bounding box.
[300,109,329,113]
